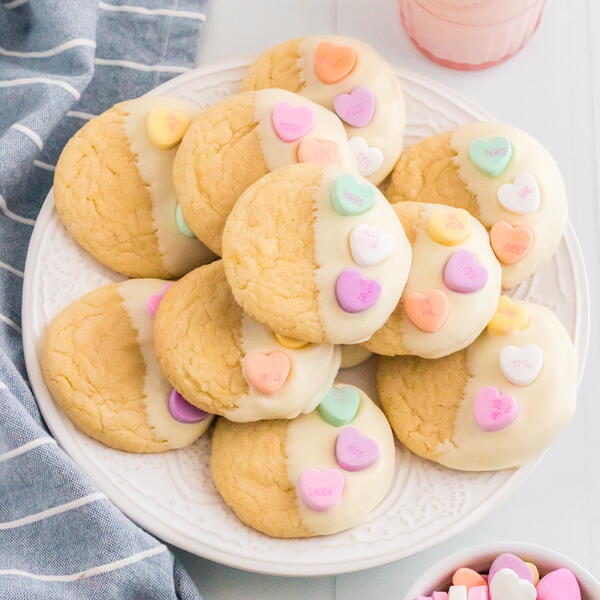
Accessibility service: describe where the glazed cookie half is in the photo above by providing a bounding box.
[242,35,405,184]
[387,122,567,288]
[377,299,577,471]
[173,89,355,255]
[42,279,213,453]
[153,261,341,422]
[54,96,214,279]
[365,202,502,358]
[211,384,395,538]
[222,163,412,345]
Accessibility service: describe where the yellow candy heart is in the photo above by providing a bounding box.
[525,562,540,585]
[273,331,309,349]
[146,106,190,150]
[487,295,529,335]
[427,208,471,246]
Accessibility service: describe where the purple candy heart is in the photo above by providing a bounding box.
[489,553,534,585]
[333,86,375,128]
[442,249,488,294]
[335,269,381,313]
[335,427,379,471]
[168,389,209,424]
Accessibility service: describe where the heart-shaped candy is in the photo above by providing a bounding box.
[432,593,448,600]
[349,224,395,267]
[349,136,384,176]
[175,203,195,238]
[146,282,174,317]
[473,387,518,432]
[443,250,488,293]
[317,385,360,427]
[242,351,291,394]
[335,269,381,313]
[537,568,581,600]
[452,568,487,590]
[331,173,376,216]
[468,136,513,177]
[168,389,209,424]
[335,426,380,471]
[146,106,191,150]
[490,221,534,265]
[427,209,471,246]
[487,296,529,335]
[333,86,375,128]
[447,587,467,600]
[273,331,309,349]
[297,137,340,165]
[497,172,541,214]
[489,568,536,600]
[499,344,543,386]
[405,290,449,333]
[467,586,488,600]
[489,553,534,584]
[525,562,540,585]
[314,41,356,84]
[271,102,315,142]
[297,468,345,511]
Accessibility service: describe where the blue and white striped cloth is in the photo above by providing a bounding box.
[0,1,208,597]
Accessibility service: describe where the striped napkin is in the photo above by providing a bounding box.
[0,1,208,597]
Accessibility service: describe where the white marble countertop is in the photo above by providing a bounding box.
[175,1,600,597]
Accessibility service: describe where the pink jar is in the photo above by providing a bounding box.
[399,0,546,70]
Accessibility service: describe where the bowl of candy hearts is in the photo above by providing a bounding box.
[402,542,600,600]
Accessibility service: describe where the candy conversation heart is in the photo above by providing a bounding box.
[273,331,309,349]
[468,136,513,177]
[536,568,581,600]
[146,282,173,317]
[443,250,488,294]
[168,389,209,424]
[490,221,534,265]
[489,568,536,600]
[499,344,543,386]
[349,136,384,176]
[297,468,345,512]
[452,568,487,590]
[349,224,394,267]
[473,387,518,432]
[297,137,340,165]
[335,269,381,313]
[489,553,534,584]
[271,102,315,142]
[333,86,375,128]
[314,41,356,84]
[146,106,191,150]
[242,351,291,394]
[318,386,360,426]
[405,290,449,333]
[335,427,380,471]
[427,209,471,246]
[175,204,195,238]
[331,173,376,216]
[487,296,529,335]
[447,587,466,600]
[467,587,488,600]
[497,173,541,215]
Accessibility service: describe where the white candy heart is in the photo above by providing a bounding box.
[497,172,541,214]
[499,344,543,386]
[349,136,384,176]
[349,224,394,267]
[490,568,537,600]
[448,585,467,600]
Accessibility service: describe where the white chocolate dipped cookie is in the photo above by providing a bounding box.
[153,261,341,422]
[173,89,355,255]
[222,163,411,345]
[42,279,213,453]
[211,384,395,537]
[54,96,214,279]
[377,298,577,471]
[365,202,502,358]
[387,122,567,289]
[242,35,405,184]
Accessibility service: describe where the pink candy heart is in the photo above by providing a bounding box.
[333,86,375,128]
[443,250,488,294]
[297,468,345,512]
[335,427,380,471]
[537,568,581,600]
[335,269,381,313]
[473,387,518,432]
[146,282,173,317]
[271,102,315,142]
[489,553,534,584]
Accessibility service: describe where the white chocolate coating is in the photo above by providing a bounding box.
[122,97,214,277]
[451,122,567,289]
[313,165,412,344]
[286,384,395,535]
[118,279,212,448]
[297,35,405,184]
[438,302,577,471]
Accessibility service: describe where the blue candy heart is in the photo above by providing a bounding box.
[468,136,513,177]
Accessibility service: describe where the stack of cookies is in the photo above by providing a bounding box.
[42,35,578,539]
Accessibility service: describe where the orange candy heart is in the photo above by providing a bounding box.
[314,41,356,84]
[452,567,487,590]
[404,289,449,333]
[490,221,534,264]
[297,137,340,165]
[243,351,291,394]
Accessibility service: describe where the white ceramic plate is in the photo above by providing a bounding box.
[22,58,589,577]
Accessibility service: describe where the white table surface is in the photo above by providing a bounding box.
[174,1,600,597]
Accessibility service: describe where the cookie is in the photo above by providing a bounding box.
[386,122,567,289]
[153,261,340,421]
[340,344,373,369]
[42,279,213,453]
[54,96,214,279]
[222,163,411,344]
[173,89,355,255]
[365,202,502,358]
[241,35,405,184]
[377,300,577,471]
[211,384,395,537]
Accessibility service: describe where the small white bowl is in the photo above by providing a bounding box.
[403,542,600,600]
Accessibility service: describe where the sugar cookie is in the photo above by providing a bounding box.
[377,301,577,470]
[340,344,373,369]
[211,384,395,537]
[241,35,405,184]
[222,163,411,344]
[42,279,213,452]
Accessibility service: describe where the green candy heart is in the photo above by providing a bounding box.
[175,203,195,238]
[317,385,360,427]
[331,173,376,216]
[468,136,513,177]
